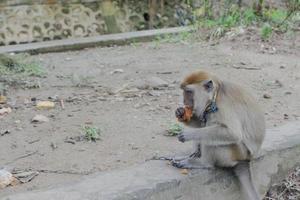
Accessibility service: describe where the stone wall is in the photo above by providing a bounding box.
[0,0,287,46]
[0,0,194,46]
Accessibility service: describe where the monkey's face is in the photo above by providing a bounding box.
[182,80,214,117]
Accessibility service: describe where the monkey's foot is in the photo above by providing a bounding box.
[171,159,213,169]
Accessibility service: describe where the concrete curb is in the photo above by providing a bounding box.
[2,122,300,200]
[0,27,193,54]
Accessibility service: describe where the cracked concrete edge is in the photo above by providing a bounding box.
[0,26,193,54]
[2,122,300,200]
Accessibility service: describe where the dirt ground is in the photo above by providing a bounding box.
[0,32,299,197]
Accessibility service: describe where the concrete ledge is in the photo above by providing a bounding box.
[0,27,193,54]
[2,122,300,200]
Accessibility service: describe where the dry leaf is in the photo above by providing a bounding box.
[180,169,189,175]
[0,96,7,104]
[36,101,55,109]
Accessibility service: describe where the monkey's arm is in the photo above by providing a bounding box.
[178,124,241,145]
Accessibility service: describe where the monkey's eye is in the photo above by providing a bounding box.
[203,80,213,91]
[184,89,193,94]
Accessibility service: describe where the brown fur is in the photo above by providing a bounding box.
[230,144,250,161]
[180,71,210,89]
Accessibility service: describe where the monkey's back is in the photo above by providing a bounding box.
[216,81,266,157]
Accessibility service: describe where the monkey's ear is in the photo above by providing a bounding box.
[203,80,214,92]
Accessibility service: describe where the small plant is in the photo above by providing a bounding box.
[82,126,101,142]
[165,123,183,136]
[0,54,44,76]
[243,8,258,25]
[260,23,273,40]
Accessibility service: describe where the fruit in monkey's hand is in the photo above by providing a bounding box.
[175,106,193,122]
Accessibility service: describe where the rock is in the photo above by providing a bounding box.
[32,115,49,123]
[280,65,286,69]
[284,114,289,120]
[110,69,124,74]
[263,94,271,99]
[51,142,58,150]
[275,80,283,87]
[36,101,55,109]
[0,170,14,189]
[147,91,161,97]
[12,170,39,183]
[284,91,292,95]
[0,130,11,136]
[0,107,12,118]
[136,77,169,90]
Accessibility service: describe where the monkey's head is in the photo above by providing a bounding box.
[180,71,218,118]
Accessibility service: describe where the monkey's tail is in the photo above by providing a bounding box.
[234,161,260,200]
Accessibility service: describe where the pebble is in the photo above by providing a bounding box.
[110,69,124,74]
[32,115,49,123]
[263,94,271,99]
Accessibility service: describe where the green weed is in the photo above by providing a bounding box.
[0,54,44,77]
[82,126,101,142]
[165,123,183,136]
[260,23,273,40]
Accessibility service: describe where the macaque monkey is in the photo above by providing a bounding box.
[173,70,265,200]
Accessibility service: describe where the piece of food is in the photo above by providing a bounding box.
[183,106,193,122]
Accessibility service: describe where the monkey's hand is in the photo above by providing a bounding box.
[176,106,193,122]
[177,131,192,143]
[177,133,186,142]
[175,107,185,121]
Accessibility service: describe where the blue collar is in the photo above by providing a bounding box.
[200,101,218,124]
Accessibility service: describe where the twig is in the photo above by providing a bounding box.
[12,168,93,175]
[36,169,92,175]
[6,151,38,165]
[232,66,261,70]
[60,99,65,109]
[146,156,174,161]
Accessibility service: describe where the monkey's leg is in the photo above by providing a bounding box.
[178,124,240,145]
[171,157,213,169]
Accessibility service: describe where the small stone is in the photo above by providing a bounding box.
[263,94,271,99]
[284,114,289,120]
[284,91,292,95]
[50,142,58,150]
[0,130,10,136]
[136,77,169,90]
[32,115,49,123]
[110,69,124,74]
[275,80,283,87]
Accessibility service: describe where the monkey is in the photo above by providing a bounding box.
[173,70,265,200]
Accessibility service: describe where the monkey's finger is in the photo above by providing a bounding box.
[175,107,185,118]
[177,134,186,143]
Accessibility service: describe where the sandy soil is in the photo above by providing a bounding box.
[0,32,299,197]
